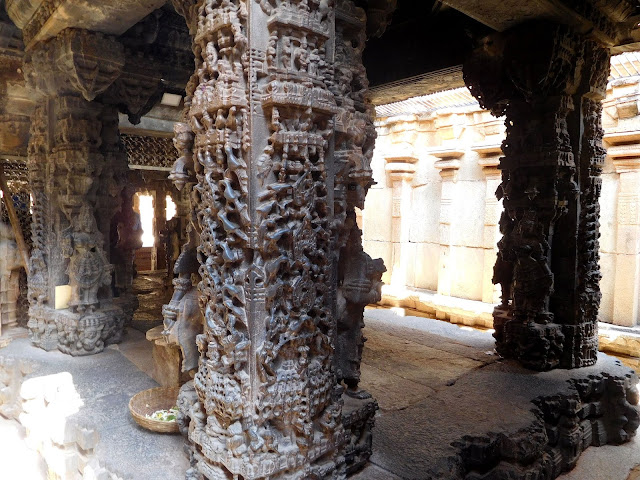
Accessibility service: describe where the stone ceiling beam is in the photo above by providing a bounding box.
[5,0,166,49]
[442,0,638,46]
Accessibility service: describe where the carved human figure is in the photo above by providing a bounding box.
[336,218,385,397]
[65,204,113,313]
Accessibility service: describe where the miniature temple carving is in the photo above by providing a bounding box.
[170,0,384,478]
[464,21,611,370]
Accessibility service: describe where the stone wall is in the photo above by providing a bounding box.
[363,52,640,328]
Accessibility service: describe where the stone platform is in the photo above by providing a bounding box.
[0,309,638,480]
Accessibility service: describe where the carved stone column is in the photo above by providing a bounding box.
[105,103,143,326]
[171,0,383,478]
[464,21,610,370]
[23,29,127,355]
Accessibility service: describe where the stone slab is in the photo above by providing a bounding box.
[366,353,638,480]
[0,334,188,479]
[557,439,640,480]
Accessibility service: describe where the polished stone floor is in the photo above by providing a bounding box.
[0,308,638,479]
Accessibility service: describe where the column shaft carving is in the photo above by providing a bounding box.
[464,22,609,370]
[23,29,127,355]
[172,0,383,478]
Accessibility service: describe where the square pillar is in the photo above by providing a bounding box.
[474,147,503,305]
[465,21,610,370]
[612,157,640,326]
[170,1,385,478]
[384,157,416,289]
[434,157,461,297]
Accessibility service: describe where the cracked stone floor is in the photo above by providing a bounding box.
[0,307,639,479]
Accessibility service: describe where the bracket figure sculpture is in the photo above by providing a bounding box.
[169,0,386,478]
[162,200,204,374]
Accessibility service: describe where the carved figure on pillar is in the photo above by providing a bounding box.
[464,21,610,370]
[332,0,385,407]
[336,216,384,397]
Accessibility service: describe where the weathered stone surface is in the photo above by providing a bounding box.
[6,0,167,47]
[371,353,639,480]
[0,336,189,480]
[464,21,611,370]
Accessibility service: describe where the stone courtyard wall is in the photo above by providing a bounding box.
[363,52,640,328]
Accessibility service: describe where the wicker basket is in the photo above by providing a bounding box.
[129,387,181,434]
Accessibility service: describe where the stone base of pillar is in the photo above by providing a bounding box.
[342,395,378,475]
[176,383,378,480]
[450,359,639,480]
[27,304,124,356]
[493,306,597,370]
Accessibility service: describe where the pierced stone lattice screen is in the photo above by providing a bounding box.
[121,134,176,169]
[0,157,32,251]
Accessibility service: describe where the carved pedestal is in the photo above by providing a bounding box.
[170,0,383,478]
[464,22,610,370]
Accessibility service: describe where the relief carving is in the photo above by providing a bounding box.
[464,22,610,370]
[171,0,384,477]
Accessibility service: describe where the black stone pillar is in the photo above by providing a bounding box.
[464,22,610,370]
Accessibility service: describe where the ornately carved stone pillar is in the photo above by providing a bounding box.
[23,29,127,355]
[464,21,610,370]
[171,0,383,478]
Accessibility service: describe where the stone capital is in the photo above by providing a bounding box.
[472,143,503,178]
[434,158,461,181]
[385,155,417,182]
[23,29,125,101]
[102,62,164,125]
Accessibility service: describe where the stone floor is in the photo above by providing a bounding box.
[0,308,638,479]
